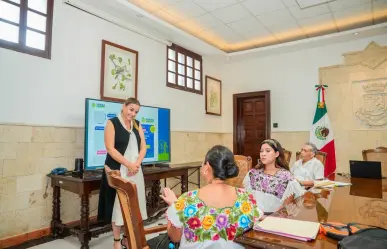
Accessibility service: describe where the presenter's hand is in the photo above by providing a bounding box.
[126,162,138,175]
[134,161,141,169]
[160,188,178,206]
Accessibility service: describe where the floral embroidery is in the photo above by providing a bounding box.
[216,214,228,229]
[174,188,260,243]
[187,217,201,229]
[184,205,197,218]
[240,201,252,214]
[248,168,293,199]
[175,198,186,211]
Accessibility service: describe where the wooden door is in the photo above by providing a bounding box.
[233,91,270,165]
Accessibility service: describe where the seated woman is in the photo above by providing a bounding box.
[243,139,304,213]
[291,142,324,187]
[160,145,263,248]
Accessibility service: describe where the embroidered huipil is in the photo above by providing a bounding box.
[243,168,305,213]
[166,188,263,249]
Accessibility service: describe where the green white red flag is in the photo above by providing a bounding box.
[310,85,336,177]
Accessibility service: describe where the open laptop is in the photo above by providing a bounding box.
[349,160,383,179]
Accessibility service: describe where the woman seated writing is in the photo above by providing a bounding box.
[160,145,263,248]
[243,139,305,213]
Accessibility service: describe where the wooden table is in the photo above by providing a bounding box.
[235,175,387,249]
[49,162,201,249]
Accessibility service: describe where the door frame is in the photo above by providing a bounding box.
[233,90,271,155]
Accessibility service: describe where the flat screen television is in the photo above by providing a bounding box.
[84,98,171,170]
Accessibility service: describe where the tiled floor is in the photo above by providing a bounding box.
[9,218,168,249]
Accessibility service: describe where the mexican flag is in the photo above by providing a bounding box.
[310,85,336,177]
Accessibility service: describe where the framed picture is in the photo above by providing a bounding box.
[205,76,222,116]
[100,40,138,102]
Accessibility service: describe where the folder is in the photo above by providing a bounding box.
[254,216,320,241]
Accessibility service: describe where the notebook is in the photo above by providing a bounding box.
[254,216,320,241]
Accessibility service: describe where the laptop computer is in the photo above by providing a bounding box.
[349,160,383,179]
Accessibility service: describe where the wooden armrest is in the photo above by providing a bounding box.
[144,224,167,235]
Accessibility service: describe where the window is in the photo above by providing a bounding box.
[0,0,54,59]
[166,44,203,94]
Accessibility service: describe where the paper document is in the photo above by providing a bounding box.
[314,180,351,188]
[254,216,320,241]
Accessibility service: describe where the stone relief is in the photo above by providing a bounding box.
[343,41,387,69]
[353,78,387,127]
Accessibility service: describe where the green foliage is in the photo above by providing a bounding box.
[108,52,132,92]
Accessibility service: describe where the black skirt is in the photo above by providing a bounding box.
[97,167,118,224]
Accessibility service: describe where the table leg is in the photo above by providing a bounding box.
[51,186,63,238]
[181,172,188,193]
[79,193,90,249]
[146,180,161,218]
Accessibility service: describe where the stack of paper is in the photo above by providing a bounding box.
[254,216,320,241]
[314,180,351,188]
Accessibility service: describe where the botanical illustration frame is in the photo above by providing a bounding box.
[100,40,138,102]
[205,76,222,116]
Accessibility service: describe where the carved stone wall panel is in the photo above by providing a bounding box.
[352,78,387,128]
[377,60,387,69]
[343,42,387,69]
[319,65,350,85]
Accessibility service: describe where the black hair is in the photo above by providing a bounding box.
[204,145,239,180]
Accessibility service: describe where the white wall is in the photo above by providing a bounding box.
[222,34,387,133]
[0,2,226,132]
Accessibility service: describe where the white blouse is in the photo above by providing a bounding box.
[243,168,305,213]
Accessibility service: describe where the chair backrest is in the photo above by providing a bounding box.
[362,147,387,178]
[225,155,252,188]
[295,151,327,166]
[104,165,148,249]
[283,149,292,165]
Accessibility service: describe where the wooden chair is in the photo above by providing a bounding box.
[295,151,328,166]
[225,155,252,188]
[104,165,168,249]
[362,146,387,178]
[283,149,292,165]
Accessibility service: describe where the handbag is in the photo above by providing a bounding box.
[146,233,180,249]
[338,226,387,249]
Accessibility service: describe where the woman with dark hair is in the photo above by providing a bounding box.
[97,97,148,249]
[243,139,304,213]
[160,145,263,248]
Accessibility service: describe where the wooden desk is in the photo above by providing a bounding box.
[49,162,201,249]
[235,175,387,249]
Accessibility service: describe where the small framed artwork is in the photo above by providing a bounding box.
[205,76,222,116]
[100,40,138,102]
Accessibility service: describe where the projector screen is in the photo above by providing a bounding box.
[84,98,171,170]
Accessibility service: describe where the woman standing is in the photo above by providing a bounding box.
[97,97,148,249]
